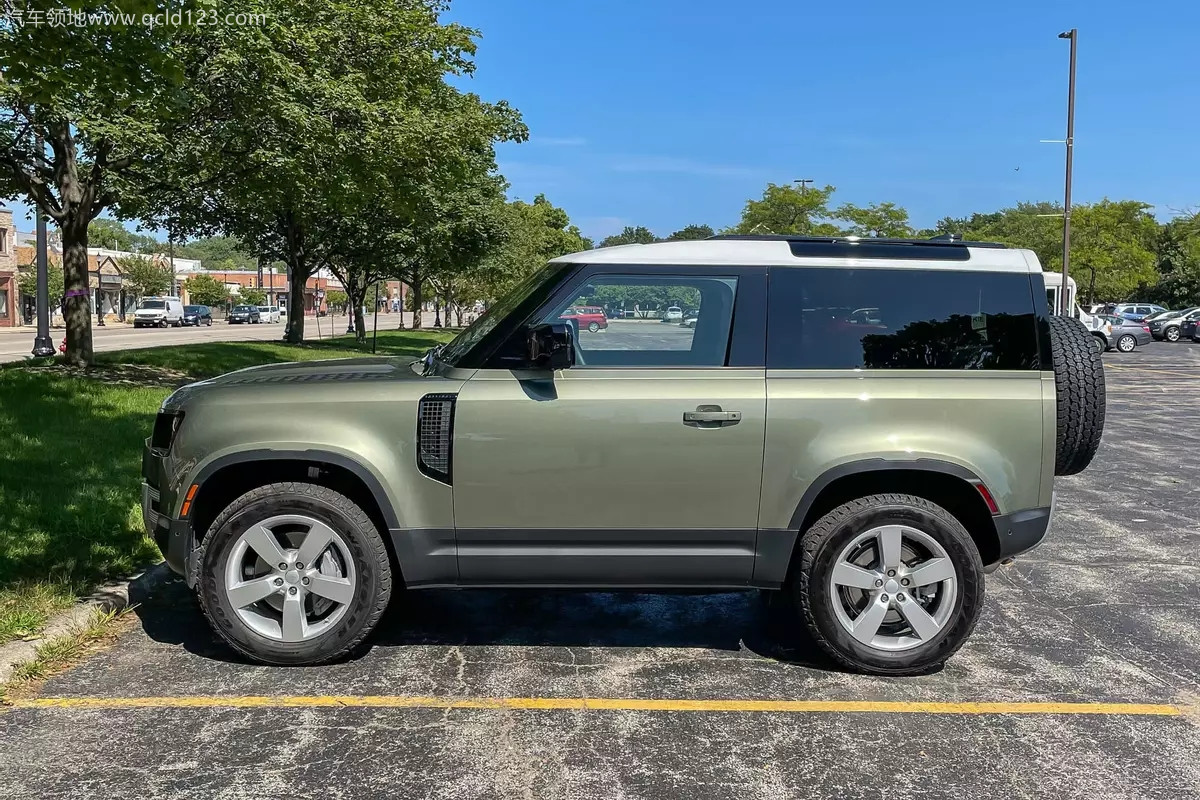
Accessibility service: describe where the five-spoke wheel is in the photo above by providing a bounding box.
[795,494,983,675]
[197,483,391,665]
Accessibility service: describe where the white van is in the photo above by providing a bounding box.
[133,296,185,328]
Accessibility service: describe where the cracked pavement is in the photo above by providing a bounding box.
[2,344,1199,799]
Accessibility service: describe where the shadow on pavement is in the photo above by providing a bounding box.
[134,580,841,672]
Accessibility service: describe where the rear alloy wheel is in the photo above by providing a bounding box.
[1165,326,1181,342]
[588,321,600,333]
[794,493,983,676]
[1117,334,1137,353]
[197,483,392,665]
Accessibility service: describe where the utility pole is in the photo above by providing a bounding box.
[31,200,55,357]
[793,178,814,194]
[1058,28,1077,315]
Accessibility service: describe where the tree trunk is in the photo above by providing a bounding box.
[285,265,306,343]
[60,221,93,366]
[353,300,367,344]
[411,273,423,329]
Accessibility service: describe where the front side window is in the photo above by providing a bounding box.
[767,268,1041,370]
[537,274,738,368]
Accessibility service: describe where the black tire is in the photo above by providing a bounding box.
[1048,315,1106,476]
[793,494,983,676]
[195,482,392,666]
[588,321,600,333]
[206,318,213,326]
[1117,334,1137,353]
[1091,333,1107,353]
[158,318,168,328]
[1164,326,1180,342]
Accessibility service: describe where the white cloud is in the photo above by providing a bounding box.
[531,136,587,147]
[608,155,761,179]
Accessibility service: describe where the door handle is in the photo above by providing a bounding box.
[683,407,741,427]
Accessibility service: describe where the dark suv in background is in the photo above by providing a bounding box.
[183,305,213,326]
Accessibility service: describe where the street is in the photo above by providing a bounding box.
[0,313,418,364]
[1,344,1198,798]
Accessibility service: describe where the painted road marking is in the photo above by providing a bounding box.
[5,696,1188,716]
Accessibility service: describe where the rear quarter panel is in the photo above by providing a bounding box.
[760,370,1048,529]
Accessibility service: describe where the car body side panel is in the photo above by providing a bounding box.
[163,373,463,534]
[759,370,1046,530]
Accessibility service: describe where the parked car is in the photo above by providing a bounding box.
[1111,303,1166,322]
[182,305,213,327]
[559,305,607,333]
[1147,307,1200,342]
[142,234,1105,676]
[228,304,261,324]
[1184,316,1200,341]
[133,296,185,328]
[680,312,699,328]
[662,306,683,322]
[1096,315,1152,353]
[258,305,281,324]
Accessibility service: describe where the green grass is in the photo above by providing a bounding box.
[0,329,452,643]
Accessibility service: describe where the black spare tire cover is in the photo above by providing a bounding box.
[1048,315,1106,475]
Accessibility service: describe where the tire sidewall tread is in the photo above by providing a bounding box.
[794,493,984,676]
[195,482,392,666]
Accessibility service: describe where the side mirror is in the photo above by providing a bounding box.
[527,323,575,370]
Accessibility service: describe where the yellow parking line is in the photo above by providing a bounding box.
[1105,365,1199,378]
[5,696,1187,716]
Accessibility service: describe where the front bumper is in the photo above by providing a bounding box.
[141,439,194,582]
[991,493,1055,563]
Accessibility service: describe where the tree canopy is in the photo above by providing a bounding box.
[598,226,657,248]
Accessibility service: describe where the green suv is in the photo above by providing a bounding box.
[141,235,1106,675]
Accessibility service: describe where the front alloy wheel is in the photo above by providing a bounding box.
[197,483,392,665]
[223,515,356,643]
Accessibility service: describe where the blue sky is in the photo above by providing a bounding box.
[451,0,1200,240]
[6,0,1199,242]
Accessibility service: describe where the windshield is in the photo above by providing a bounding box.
[140,301,166,309]
[438,263,566,367]
[234,305,254,312]
[184,306,202,313]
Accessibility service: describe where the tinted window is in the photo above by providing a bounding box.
[767,268,1041,370]
[537,274,738,367]
[140,300,166,309]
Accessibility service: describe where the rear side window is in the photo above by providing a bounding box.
[767,268,1041,370]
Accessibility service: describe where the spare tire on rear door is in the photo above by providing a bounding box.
[1048,315,1106,475]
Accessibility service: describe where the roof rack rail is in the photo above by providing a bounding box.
[706,234,1007,262]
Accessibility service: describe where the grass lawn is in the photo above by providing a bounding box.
[0,329,452,643]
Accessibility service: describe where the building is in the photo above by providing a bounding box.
[0,207,17,327]
[177,268,342,315]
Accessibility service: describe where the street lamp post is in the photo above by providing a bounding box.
[30,203,55,357]
[1058,28,1077,315]
[94,258,105,326]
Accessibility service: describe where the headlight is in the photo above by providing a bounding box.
[150,410,184,452]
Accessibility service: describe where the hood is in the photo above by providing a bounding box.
[162,356,432,411]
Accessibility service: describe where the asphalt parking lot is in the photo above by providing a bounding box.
[2,341,1199,799]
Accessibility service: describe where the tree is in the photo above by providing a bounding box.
[89,218,162,253]
[665,224,715,241]
[178,236,258,271]
[146,0,524,344]
[184,273,230,306]
[599,226,657,248]
[835,202,913,237]
[238,287,267,306]
[729,183,841,235]
[119,255,172,301]
[0,11,190,364]
[325,289,349,311]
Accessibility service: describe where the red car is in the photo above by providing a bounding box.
[560,305,608,333]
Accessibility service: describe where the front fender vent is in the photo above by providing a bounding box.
[417,393,457,484]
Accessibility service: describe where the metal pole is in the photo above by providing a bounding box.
[1059,28,1077,316]
[372,282,379,354]
[31,203,54,357]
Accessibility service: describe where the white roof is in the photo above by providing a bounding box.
[551,239,1041,273]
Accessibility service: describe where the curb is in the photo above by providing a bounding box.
[0,562,175,685]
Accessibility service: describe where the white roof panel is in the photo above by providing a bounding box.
[551,239,1038,273]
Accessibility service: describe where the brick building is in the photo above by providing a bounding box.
[177,268,342,314]
[0,207,17,327]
